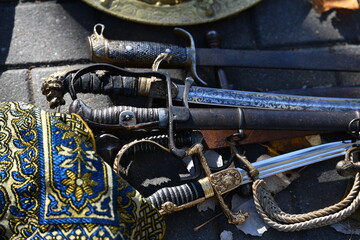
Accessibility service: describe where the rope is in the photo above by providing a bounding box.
[252,173,360,231]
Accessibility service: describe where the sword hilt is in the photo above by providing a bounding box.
[42,63,179,109]
[69,99,167,127]
[146,143,248,224]
[88,24,207,86]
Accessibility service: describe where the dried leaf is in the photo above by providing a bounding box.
[204,150,224,169]
[331,219,360,235]
[220,230,233,240]
[231,194,268,236]
[256,154,300,194]
[312,0,359,13]
[263,137,312,157]
[263,172,300,194]
[197,198,218,212]
[305,135,322,146]
[141,177,171,187]
[183,150,224,176]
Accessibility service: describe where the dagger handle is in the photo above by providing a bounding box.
[88,25,190,67]
[146,181,205,210]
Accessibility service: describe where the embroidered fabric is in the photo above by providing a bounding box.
[0,102,165,240]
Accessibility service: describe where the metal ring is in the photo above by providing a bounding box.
[348,118,360,139]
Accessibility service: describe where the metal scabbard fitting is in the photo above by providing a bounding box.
[88,24,110,65]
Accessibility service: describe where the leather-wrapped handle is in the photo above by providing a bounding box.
[146,181,205,209]
[64,72,139,96]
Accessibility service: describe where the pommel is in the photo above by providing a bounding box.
[336,146,360,176]
[336,160,360,176]
[41,69,77,109]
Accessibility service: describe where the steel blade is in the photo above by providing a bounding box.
[238,140,359,187]
[176,85,360,111]
[196,46,360,71]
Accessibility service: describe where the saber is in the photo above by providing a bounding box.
[43,65,360,111]
[145,140,360,223]
[88,24,360,86]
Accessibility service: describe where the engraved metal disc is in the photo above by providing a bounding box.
[82,0,262,26]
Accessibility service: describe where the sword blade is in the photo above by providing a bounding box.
[197,46,360,70]
[176,85,360,111]
[240,140,358,186]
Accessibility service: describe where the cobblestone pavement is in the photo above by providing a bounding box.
[1,0,360,239]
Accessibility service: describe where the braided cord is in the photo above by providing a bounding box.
[252,173,360,231]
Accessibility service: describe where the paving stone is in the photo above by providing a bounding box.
[252,0,360,48]
[2,1,95,67]
[31,65,113,112]
[0,69,30,102]
[0,2,16,65]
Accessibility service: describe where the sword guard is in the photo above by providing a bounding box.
[194,144,249,224]
[174,28,207,86]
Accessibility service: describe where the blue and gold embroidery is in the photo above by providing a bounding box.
[0,102,165,240]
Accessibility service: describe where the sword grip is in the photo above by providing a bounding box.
[69,99,164,125]
[64,73,139,96]
[88,28,190,67]
[146,181,205,209]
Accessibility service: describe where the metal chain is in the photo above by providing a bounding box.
[252,173,360,231]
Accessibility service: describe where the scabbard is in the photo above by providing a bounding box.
[177,108,360,131]
[69,100,360,132]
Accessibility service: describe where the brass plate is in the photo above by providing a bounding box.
[82,0,262,26]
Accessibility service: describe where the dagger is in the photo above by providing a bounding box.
[143,140,360,224]
[88,24,360,86]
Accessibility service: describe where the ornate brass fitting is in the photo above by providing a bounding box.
[41,69,76,109]
[158,143,249,224]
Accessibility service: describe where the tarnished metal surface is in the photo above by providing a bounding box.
[178,85,360,111]
[82,0,262,26]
